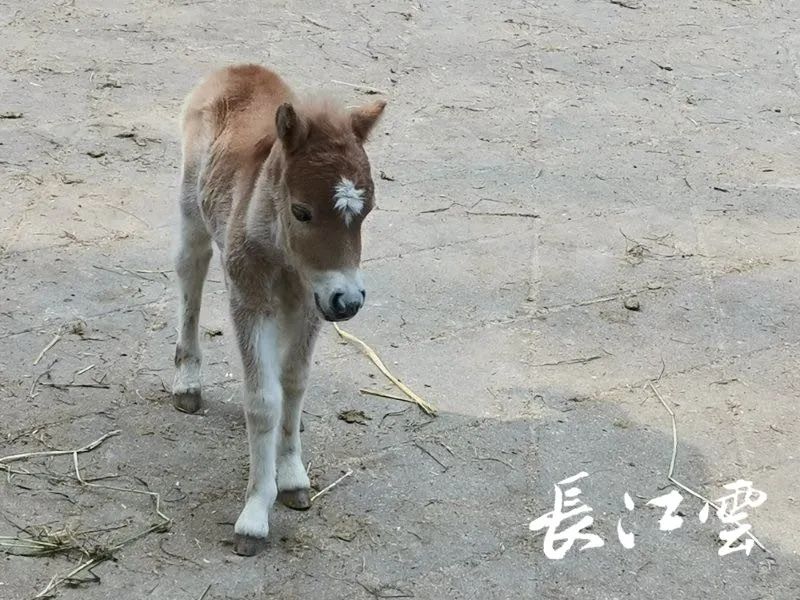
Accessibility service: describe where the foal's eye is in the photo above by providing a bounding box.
[291,204,312,222]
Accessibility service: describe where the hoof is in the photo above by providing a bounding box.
[233,533,268,556]
[278,488,311,511]
[173,390,202,414]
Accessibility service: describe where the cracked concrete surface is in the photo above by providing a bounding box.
[1,0,799,599]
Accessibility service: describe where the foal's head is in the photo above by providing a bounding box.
[273,98,385,321]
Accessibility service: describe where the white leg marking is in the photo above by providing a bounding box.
[276,368,310,492]
[234,317,282,539]
[276,313,318,492]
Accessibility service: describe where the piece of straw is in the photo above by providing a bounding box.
[310,469,353,503]
[648,381,766,552]
[0,430,120,464]
[72,451,171,524]
[333,324,437,416]
[33,334,61,366]
[359,388,415,403]
[34,555,104,598]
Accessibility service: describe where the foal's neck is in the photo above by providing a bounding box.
[243,153,287,259]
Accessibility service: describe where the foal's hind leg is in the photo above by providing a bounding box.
[172,175,212,413]
[276,312,320,510]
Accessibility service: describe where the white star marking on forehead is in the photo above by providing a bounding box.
[333,177,365,226]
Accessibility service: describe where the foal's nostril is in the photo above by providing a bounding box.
[360,289,366,301]
[344,300,361,316]
[331,292,345,312]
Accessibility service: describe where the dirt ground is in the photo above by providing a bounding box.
[1,0,799,598]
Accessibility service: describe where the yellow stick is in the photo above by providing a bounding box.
[333,324,437,416]
[359,388,415,403]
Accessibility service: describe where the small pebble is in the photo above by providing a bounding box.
[624,296,640,311]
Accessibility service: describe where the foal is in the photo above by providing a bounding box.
[172,64,385,555]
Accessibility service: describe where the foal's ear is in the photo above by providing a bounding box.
[350,100,387,143]
[276,103,308,152]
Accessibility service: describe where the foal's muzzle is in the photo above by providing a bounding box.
[316,288,365,321]
[311,269,366,322]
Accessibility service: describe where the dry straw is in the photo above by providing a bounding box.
[333,323,437,416]
[649,381,767,553]
[0,430,171,598]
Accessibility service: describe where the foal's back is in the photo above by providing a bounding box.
[182,64,293,159]
[180,65,295,234]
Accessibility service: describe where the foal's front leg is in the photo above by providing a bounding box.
[276,313,320,510]
[232,311,282,556]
